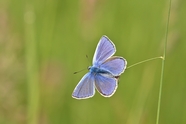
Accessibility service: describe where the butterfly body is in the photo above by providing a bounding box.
[89,66,111,75]
[72,35,127,99]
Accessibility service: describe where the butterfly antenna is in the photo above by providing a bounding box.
[74,55,91,74]
[73,68,87,74]
[86,55,91,65]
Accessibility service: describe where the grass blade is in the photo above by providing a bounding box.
[24,6,40,124]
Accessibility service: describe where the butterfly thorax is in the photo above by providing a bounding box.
[89,66,110,75]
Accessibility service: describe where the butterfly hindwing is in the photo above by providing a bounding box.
[94,74,118,97]
[100,56,127,76]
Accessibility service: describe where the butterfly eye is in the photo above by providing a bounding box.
[88,66,91,70]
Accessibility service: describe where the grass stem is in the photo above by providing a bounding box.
[156,0,172,124]
[127,56,163,69]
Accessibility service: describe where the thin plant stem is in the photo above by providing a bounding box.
[156,0,172,124]
[127,56,163,69]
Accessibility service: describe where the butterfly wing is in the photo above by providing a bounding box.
[93,36,116,66]
[100,56,127,76]
[72,73,95,99]
[94,74,118,97]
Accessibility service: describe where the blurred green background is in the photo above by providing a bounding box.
[0,0,186,124]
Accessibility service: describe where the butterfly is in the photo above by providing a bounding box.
[72,35,127,99]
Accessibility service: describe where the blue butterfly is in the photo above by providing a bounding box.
[72,35,127,99]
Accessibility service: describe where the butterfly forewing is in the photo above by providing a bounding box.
[93,36,116,66]
[72,73,95,99]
